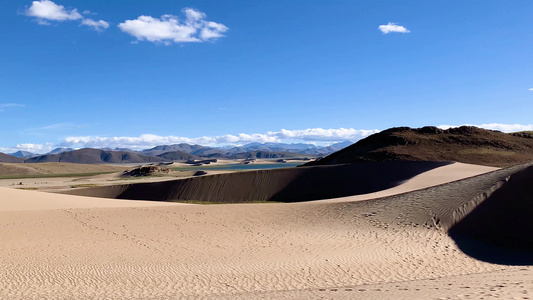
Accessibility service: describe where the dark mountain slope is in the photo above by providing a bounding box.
[306,126,533,167]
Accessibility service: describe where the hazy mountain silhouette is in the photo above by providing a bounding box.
[8,151,37,158]
[25,148,166,164]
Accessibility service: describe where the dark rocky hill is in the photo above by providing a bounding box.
[306,126,533,167]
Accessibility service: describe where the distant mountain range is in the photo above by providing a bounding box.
[48,147,75,155]
[140,143,228,158]
[4,127,533,167]
[223,141,354,156]
[8,148,74,158]
[8,151,37,158]
[24,148,166,164]
[0,141,354,164]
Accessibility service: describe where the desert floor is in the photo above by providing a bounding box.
[0,162,531,299]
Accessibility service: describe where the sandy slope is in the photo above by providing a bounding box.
[63,161,460,203]
[0,162,531,299]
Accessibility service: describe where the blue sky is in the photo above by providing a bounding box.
[1,0,532,153]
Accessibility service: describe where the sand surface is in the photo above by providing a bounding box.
[0,187,186,211]
[1,162,532,299]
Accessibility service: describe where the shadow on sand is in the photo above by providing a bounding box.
[448,165,533,265]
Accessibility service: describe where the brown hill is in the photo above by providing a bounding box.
[0,153,25,163]
[25,148,167,164]
[306,126,533,167]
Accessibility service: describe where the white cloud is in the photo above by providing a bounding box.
[438,123,533,133]
[272,128,378,142]
[82,18,109,31]
[378,22,410,34]
[5,124,533,155]
[1,128,379,153]
[31,122,78,131]
[0,103,25,112]
[53,128,377,151]
[25,0,82,22]
[25,0,109,31]
[529,88,533,91]
[118,8,228,44]
[201,21,228,40]
[59,134,270,150]
[0,103,25,108]
[0,143,55,154]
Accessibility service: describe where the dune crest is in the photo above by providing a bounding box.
[64,161,452,203]
[449,164,533,264]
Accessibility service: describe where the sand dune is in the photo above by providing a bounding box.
[0,162,531,299]
[449,164,533,264]
[64,161,453,202]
